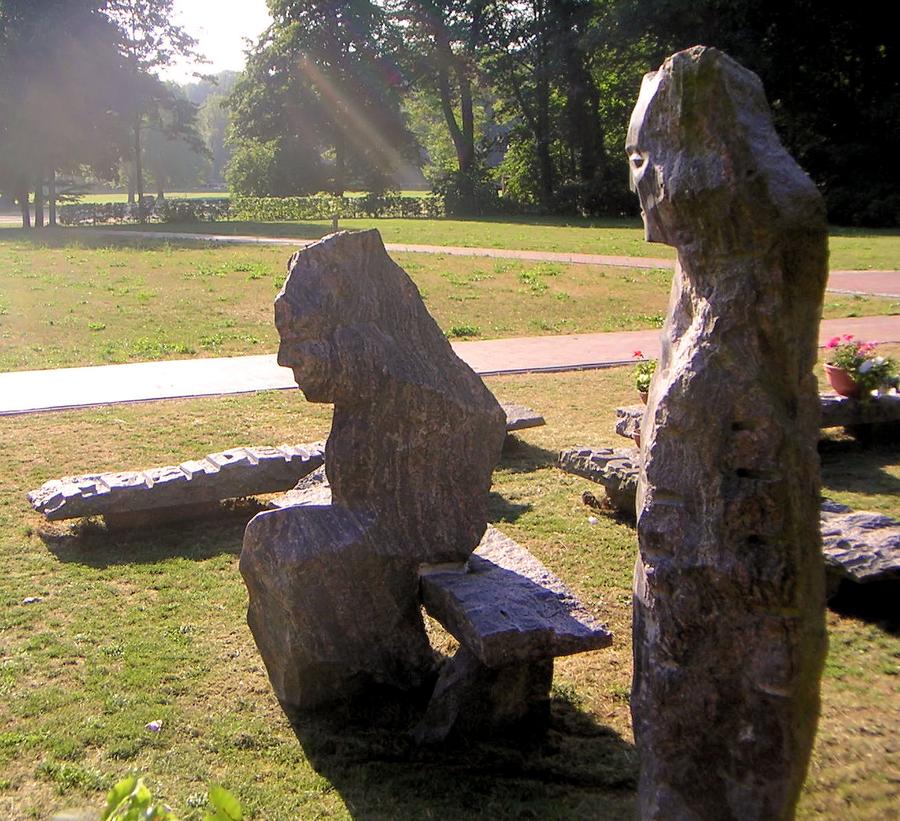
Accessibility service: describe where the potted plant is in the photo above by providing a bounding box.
[824,335,898,399]
[633,350,657,404]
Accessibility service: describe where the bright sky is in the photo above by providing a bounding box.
[160,0,273,84]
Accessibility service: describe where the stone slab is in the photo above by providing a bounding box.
[557,446,639,514]
[820,502,900,589]
[501,403,545,432]
[616,394,900,442]
[28,442,325,521]
[419,526,612,668]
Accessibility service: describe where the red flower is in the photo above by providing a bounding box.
[633,350,644,359]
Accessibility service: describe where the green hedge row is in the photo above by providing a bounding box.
[58,193,446,225]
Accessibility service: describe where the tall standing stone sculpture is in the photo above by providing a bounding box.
[626,47,828,819]
[240,230,507,717]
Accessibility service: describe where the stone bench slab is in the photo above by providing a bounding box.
[420,526,612,668]
[28,443,325,521]
[501,403,545,432]
[616,393,900,440]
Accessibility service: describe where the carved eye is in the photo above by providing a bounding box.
[629,150,646,171]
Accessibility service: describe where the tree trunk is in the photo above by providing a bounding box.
[48,170,57,226]
[134,114,145,223]
[18,189,31,229]
[127,176,135,204]
[34,178,45,228]
[333,137,346,196]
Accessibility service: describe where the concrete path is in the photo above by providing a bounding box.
[3,315,899,416]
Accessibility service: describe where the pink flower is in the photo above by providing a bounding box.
[827,337,840,348]
[843,334,854,340]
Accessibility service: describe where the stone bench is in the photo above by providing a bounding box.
[616,393,900,442]
[557,446,899,599]
[28,402,543,526]
[417,526,612,741]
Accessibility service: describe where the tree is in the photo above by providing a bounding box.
[0,0,129,226]
[229,0,418,196]
[103,0,205,220]
[617,0,900,226]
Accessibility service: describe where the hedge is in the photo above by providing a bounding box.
[58,192,446,226]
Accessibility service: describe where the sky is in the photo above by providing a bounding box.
[160,0,273,84]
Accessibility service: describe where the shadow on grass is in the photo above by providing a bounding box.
[819,437,900,497]
[38,498,263,567]
[829,580,900,635]
[289,687,636,819]
[499,437,559,474]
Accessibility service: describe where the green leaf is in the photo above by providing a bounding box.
[101,775,139,820]
[205,785,243,821]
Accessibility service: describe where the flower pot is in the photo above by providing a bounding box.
[638,391,649,405]
[824,363,861,399]
[633,431,642,448]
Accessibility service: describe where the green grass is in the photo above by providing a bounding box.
[68,190,430,204]
[0,365,896,819]
[85,218,900,270]
[1,232,896,372]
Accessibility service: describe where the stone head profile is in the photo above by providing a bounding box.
[275,230,437,404]
[626,46,823,251]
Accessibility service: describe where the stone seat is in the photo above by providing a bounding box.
[416,526,612,741]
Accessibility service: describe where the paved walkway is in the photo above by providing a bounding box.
[2,315,899,416]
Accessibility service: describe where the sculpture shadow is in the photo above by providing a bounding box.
[487,491,532,525]
[828,579,899,634]
[38,498,264,568]
[288,688,637,819]
[498,437,559,474]
[819,438,900,497]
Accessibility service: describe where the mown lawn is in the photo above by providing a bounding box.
[1,232,896,372]
[85,217,900,270]
[0,359,896,819]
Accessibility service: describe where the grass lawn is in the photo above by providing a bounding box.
[86,218,900,270]
[0,359,896,819]
[1,232,897,372]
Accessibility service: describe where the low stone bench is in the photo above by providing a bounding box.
[417,526,612,741]
[616,393,900,442]
[28,443,326,528]
[558,446,900,599]
[28,402,543,526]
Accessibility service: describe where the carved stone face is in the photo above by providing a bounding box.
[274,269,341,404]
[626,70,671,246]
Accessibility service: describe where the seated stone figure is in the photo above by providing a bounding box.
[240,230,507,717]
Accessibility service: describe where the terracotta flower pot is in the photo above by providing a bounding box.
[638,391,649,405]
[824,363,861,399]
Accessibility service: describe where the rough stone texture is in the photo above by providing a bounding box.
[28,443,325,521]
[417,525,611,741]
[267,465,332,510]
[421,526,612,667]
[820,502,900,594]
[626,47,828,819]
[241,230,507,712]
[615,406,644,440]
[557,446,639,515]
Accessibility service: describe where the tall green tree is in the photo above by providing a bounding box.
[617,0,900,226]
[103,0,205,220]
[0,0,128,226]
[229,0,418,196]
